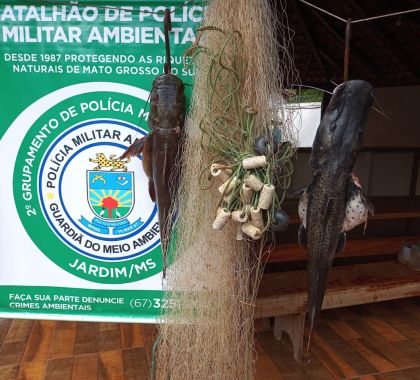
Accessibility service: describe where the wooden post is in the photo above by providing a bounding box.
[407,150,420,234]
[344,18,352,82]
[273,313,306,362]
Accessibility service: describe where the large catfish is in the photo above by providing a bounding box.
[122,10,185,277]
[298,80,374,348]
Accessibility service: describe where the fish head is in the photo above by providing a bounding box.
[150,74,185,129]
[310,80,373,172]
[351,172,362,188]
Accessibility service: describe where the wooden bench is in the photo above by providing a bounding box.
[256,261,420,362]
[266,236,418,264]
[256,195,420,362]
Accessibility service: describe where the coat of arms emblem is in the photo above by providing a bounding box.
[80,153,143,235]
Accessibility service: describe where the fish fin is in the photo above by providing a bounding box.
[141,133,154,180]
[121,137,147,159]
[289,187,306,198]
[336,232,346,254]
[159,206,170,280]
[361,192,375,215]
[360,192,374,234]
[148,180,156,203]
[298,224,308,250]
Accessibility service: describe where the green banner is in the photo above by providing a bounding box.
[1,286,168,321]
[0,0,203,322]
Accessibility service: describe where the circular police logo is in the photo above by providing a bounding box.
[39,120,159,260]
[13,89,163,284]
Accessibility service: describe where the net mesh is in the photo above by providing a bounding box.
[155,1,298,379]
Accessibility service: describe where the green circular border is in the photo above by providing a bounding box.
[13,91,163,284]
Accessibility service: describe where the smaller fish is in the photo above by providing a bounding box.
[342,173,374,233]
[298,173,374,240]
[122,10,185,277]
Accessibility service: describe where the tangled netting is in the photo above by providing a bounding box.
[155,1,299,379]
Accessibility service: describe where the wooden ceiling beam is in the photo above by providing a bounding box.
[350,0,420,77]
[308,8,379,78]
[291,0,333,81]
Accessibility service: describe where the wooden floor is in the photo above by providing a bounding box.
[1,298,420,379]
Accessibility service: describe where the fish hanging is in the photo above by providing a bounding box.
[297,79,374,350]
[122,10,186,277]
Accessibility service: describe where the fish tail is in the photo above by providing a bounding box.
[121,137,147,159]
[161,234,168,279]
[159,206,171,279]
[307,256,331,350]
[306,307,316,353]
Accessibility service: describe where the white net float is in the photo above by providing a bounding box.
[250,206,265,229]
[245,175,263,191]
[231,210,248,223]
[212,208,231,230]
[258,184,275,209]
[242,155,267,169]
[210,164,233,182]
[218,176,239,195]
[241,183,253,204]
[241,222,262,240]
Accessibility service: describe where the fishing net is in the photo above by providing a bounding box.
[155,1,298,379]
